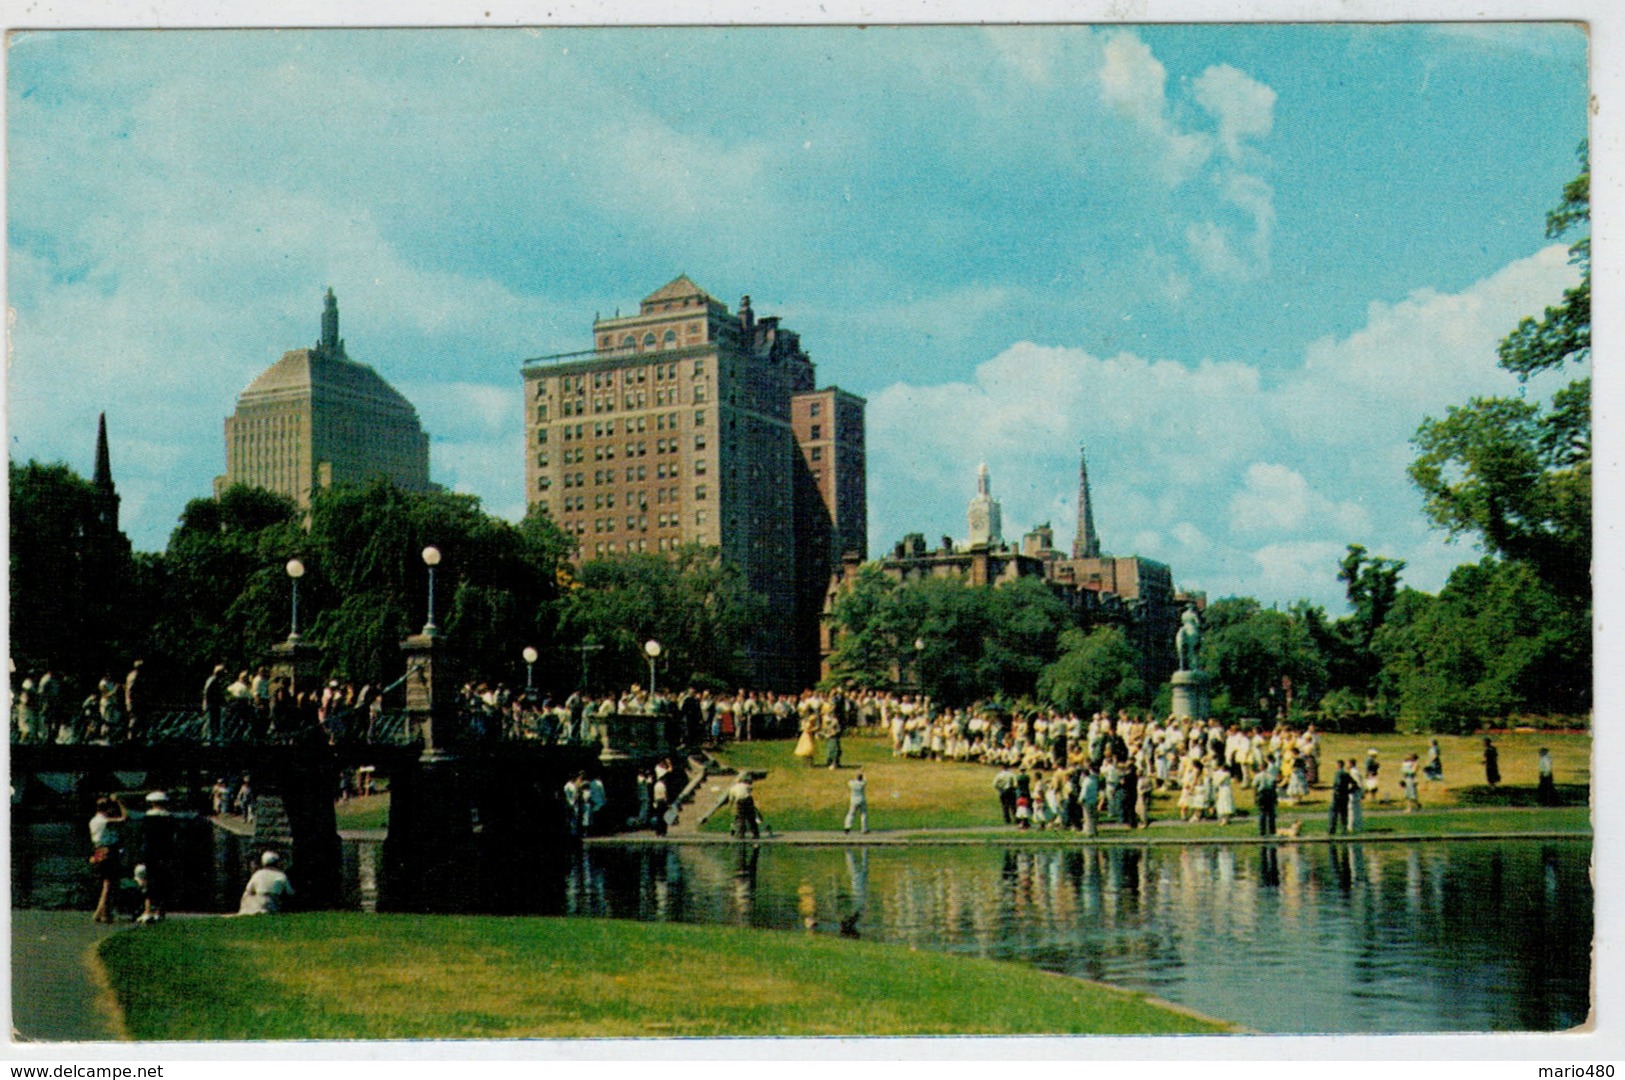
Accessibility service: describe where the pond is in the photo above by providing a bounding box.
[557,840,1591,1034]
[14,820,1589,1034]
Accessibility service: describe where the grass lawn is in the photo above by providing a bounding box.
[334,794,390,832]
[698,731,1590,837]
[97,913,1230,1039]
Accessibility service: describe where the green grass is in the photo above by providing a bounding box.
[700,731,1591,837]
[97,914,1230,1039]
[333,794,390,832]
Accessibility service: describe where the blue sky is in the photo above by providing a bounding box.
[7,24,1589,610]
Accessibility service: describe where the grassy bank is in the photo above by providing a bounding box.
[696,730,1590,836]
[97,914,1230,1039]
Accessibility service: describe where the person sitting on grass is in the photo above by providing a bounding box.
[238,850,294,915]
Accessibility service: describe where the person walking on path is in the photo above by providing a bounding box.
[136,790,178,923]
[823,713,844,769]
[1253,761,1278,837]
[1079,766,1100,837]
[994,765,1018,824]
[1346,765,1364,834]
[1482,737,1501,790]
[1537,747,1558,806]
[1423,738,1444,782]
[1328,761,1352,836]
[700,775,762,839]
[202,664,227,742]
[844,770,870,834]
[88,795,128,923]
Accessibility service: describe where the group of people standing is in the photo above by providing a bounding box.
[87,790,295,923]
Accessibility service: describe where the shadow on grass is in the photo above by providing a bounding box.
[1454,784,1589,808]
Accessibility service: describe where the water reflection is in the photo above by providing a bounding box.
[563,840,1590,1034]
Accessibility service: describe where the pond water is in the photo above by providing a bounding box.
[14,820,1589,1034]
[558,840,1591,1034]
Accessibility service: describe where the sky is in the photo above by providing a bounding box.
[6,23,1591,611]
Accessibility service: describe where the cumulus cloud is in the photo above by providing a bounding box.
[1097,31,1214,186]
[866,244,1580,607]
[1193,63,1277,160]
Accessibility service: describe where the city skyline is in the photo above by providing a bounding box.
[7,24,1589,609]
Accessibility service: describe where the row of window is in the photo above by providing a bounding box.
[545,474,709,502]
[553,359,707,398]
[592,537,690,556]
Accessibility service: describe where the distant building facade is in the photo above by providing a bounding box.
[216,290,431,505]
[522,276,866,689]
[822,453,1183,692]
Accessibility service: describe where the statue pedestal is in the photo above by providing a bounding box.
[1170,669,1212,722]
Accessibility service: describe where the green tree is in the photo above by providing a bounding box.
[1328,544,1406,699]
[823,570,1069,706]
[9,459,143,687]
[1374,557,1589,732]
[557,545,763,693]
[1203,601,1327,722]
[1409,144,1590,602]
[1037,626,1148,715]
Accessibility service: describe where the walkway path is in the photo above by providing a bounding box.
[12,910,126,1043]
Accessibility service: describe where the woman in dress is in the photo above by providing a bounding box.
[1213,767,1235,826]
[1400,753,1421,812]
[794,714,817,766]
[88,795,127,923]
[1286,753,1310,804]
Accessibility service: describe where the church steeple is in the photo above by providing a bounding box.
[1073,444,1101,559]
[92,412,120,533]
[316,287,345,358]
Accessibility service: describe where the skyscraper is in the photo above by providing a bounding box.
[217,290,431,506]
[522,276,866,688]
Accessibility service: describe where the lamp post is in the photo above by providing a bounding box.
[522,646,538,696]
[575,636,603,692]
[913,637,925,692]
[285,558,306,642]
[421,545,441,637]
[644,639,662,698]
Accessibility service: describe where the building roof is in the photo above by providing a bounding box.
[236,348,421,417]
[642,275,710,307]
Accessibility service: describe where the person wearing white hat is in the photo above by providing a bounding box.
[237,850,294,915]
[137,790,177,923]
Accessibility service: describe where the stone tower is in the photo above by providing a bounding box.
[967,462,1003,548]
[1072,444,1101,559]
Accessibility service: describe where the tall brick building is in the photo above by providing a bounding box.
[523,276,866,688]
[217,289,431,505]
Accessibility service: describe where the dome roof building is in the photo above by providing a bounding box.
[216,289,431,505]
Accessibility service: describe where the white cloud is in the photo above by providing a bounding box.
[866,245,1582,607]
[1229,462,1369,536]
[1193,63,1276,161]
[1097,31,1213,186]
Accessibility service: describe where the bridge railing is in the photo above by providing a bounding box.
[9,705,617,750]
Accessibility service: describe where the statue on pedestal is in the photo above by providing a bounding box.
[1175,605,1202,673]
[1169,605,1210,721]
